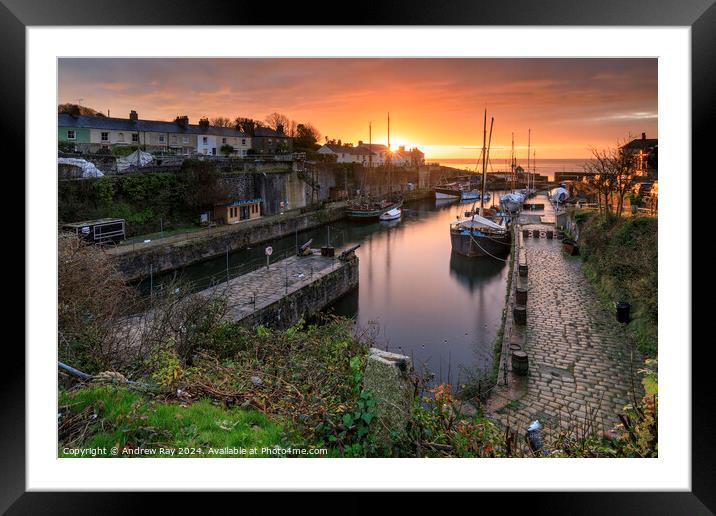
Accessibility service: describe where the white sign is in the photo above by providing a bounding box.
[265,246,273,256]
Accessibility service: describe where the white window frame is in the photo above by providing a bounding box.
[66,130,75,140]
[182,136,189,144]
[158,134,166,143]
[132,133,139,143]
[100,132,108,141]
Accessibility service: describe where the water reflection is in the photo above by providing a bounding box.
[449,251,507,293]
[147,195,511,381]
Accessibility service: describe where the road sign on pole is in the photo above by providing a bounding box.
[265,246,273,269]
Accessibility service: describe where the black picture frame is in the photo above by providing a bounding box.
[6,0,709,511]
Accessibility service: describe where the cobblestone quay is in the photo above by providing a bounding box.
[488,194,642,438]
[200,250,359,330]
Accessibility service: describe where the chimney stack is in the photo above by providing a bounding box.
[641,132,646,140]
[358,140,363,146]
[199,117,210,128]
[129,110,138,121]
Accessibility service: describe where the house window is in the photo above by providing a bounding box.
[118,132,125,142]
[171,135,177,144]
[222,138,227,144]
[67,130,76,140]
[101,132,108,141]
[159,135,166,143]
[132,133,139,143]
[203,137,208,144]
[241,139,246,145]
[183,136,189,144]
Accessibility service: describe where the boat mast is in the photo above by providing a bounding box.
[510,133,515,192]
[483,116,494,213]
[387,112,391,195]
[480,109,487,213]
[527,128,531,190]
[369,121,372,171]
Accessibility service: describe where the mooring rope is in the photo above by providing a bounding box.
[468,232,510,262]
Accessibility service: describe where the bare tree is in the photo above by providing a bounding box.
[210,116,233,128]
[233,117,263,136]
[611,141,639,218]
[583,141,638,220]
[264,112,291,134]
[58,233,140,372]
[583,148,614,219]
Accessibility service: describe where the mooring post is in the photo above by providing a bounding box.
[363,348,413,450]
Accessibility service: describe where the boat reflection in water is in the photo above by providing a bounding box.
[449,251,507,293]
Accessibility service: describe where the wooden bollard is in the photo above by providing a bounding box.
[511,351,529,376]
[513,304,527,325]
[545,230,554,239]
[515,286,528,305]
[533,229,540,238]
[518,264,528,277]
[522,229,530,238]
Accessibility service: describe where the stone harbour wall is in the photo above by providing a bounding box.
[236,255,359,330]
[112,205,346,282]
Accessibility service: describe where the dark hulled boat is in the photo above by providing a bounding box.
[450,109,512,258]
[346,197,403,221]
[450,212,512,258]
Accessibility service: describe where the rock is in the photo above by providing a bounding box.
[363,348,414,450]
[251,376,262,386]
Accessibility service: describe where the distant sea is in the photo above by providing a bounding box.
[430,158,591,181]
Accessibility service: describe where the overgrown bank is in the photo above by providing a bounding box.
[574,211,658,357]
[59,160,227,236]
[58,233,657,458]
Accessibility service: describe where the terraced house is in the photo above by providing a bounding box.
[58,111,251,156]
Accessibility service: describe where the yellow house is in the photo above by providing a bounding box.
[215,199,262,224]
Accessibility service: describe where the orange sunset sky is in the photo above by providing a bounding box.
[58,58,657,160]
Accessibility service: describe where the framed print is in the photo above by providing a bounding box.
[7,0,712,511]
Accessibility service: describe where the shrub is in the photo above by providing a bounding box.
[578,215,657,356]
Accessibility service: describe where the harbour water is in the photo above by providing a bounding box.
[431,158,590,181]
[144,194,513,384]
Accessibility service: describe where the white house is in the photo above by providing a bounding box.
[318,144,375,165]
[197,134,217,155]
[391,145,425,167]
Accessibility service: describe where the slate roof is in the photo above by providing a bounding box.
[622,137,658,151]
[321,144,375,156]
[254,127,290,138]
[58,113,249,138]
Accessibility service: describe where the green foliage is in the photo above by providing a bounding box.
[314,389,377,457]
[58,385,281,456]
[578,214,658,356]
[404,384,507,457]
[220,144,235,156]
[145,347,185,390]
[58,163,227,236]
[58,141,76,153]
[617,359,658,457]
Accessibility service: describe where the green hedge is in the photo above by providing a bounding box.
[578,213,658,357]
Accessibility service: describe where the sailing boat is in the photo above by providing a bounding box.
[450,110,512,258]
[346,118,402,221]
[500,132,526,213]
